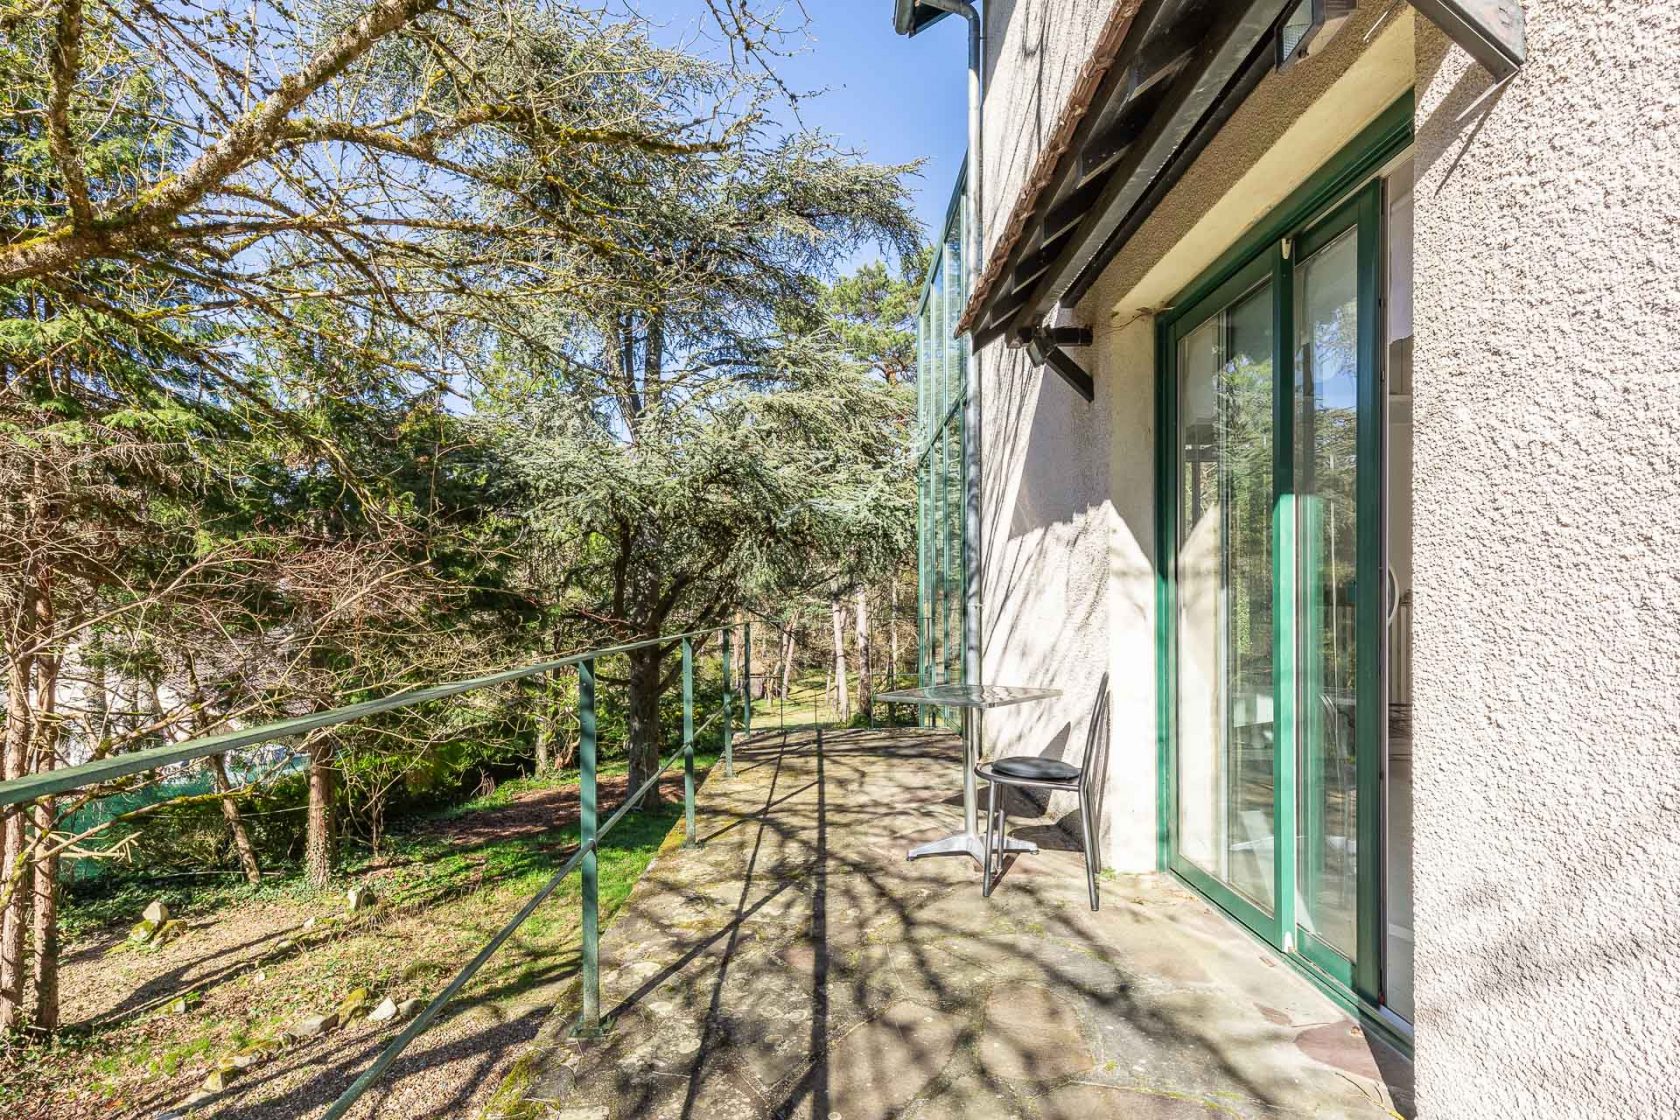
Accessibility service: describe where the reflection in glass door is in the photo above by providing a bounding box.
[1175,273,1276,915]
[1287,181,1385,996]
[1163,139,1411,1031]
[1295,220,1364,964]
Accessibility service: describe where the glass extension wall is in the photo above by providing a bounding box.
[916,174,968,726]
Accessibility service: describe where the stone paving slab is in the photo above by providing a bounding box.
[495,728,1412,1120]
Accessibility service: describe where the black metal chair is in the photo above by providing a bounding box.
[976,679,1109,910]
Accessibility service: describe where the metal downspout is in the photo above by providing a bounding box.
[920,0,985,705]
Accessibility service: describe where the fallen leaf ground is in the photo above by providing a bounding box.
[0,765,700,1120]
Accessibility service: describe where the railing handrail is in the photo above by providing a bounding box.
[0,625,734,809]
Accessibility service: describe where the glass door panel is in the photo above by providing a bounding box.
[1295,225,1362,961]
[1164,155,1405,1026]
[1175,278,1277,914]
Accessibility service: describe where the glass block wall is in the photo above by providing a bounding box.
[916,173,968,726]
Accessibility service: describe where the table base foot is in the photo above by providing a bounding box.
[907,832,1039,866]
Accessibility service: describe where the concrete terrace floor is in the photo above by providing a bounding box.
[499,727,1413,1120]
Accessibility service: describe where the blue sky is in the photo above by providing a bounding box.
[630,3,970,263]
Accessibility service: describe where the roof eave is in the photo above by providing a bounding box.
[893,0,954,38]
[960,0,1294,347]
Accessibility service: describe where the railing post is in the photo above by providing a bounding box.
[576,657,602,1037]
[743,621,752,739]
[682,637,696,846]
[721,626,734,778]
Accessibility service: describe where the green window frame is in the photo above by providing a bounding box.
[1154,96,1413,1041]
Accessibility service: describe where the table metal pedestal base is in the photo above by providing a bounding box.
[908,832,1038,865]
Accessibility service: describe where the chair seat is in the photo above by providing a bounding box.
[982,756,1081,783]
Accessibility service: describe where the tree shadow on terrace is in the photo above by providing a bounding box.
[513,726,1411,1120]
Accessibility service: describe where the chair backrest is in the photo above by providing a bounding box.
[1079,674,1112,789]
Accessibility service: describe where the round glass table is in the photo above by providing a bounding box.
[874,683,1062,866]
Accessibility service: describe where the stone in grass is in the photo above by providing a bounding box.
[164,991,200,1015]
[158,1089,212,1118]
[367,997,400,1023]
[346,885,375,913]
[143,900,170,925]
[153,919,187,947]
[290,1012,340,1040]
[235,1038,282,1064]
[335,987,370,1022]
[128,919,158,944]
[396,998,425,1020]
[200,1068,227,1093]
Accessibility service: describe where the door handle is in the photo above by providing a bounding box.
[1386,568,1400,627]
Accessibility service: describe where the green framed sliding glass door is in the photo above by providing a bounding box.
[1290,180,1383,995]
[1156,100,1410,1028]
[1161,250,1288,948]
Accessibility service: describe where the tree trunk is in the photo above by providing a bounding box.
[534,724,553,774]
[533,673,553,774]
[30,794,57,1033]
[369,788,386,859]
[552,673,579,772]
[624,645,664,807]
[185,657,260,886]
[30,646,61,1031]
[888,582,901,690]
[305,733,336,888]
[0,627,36,1033]
[207,754,261,885]
[779,629,794,701]
[533,628,565,773]
[854,589,873,722]
[830,598,851,723]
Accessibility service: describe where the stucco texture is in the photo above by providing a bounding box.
[973,0,1413,873]
[1410,4,1680,1117]
[969,0,1137,872]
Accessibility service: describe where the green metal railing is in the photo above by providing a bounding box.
[0,613,931,1115]
[0,622,753,1118]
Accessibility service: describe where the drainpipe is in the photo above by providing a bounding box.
[920,0,985,700]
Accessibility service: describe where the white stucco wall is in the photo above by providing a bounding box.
[1409,5,1680,1117]
[972,0,1143,871]
[973,0,1413,873]
[979,0,1115,256]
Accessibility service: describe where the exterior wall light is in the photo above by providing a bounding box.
[1277,0,1356,70]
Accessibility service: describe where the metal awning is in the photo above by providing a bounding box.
[894,0,1524,354]
[892,0,955,37]
[960,0,1293,347]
